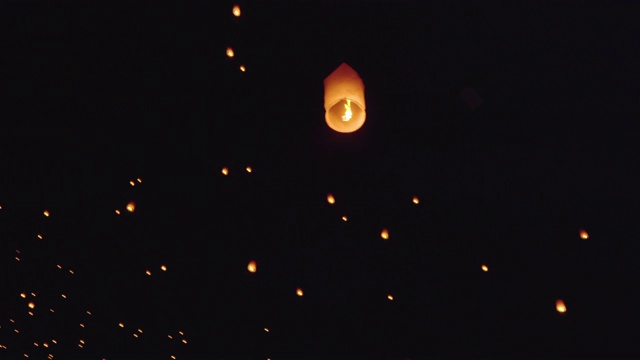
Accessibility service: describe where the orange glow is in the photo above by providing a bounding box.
[341,215,348,222]
[221,167,229,175]
[28,302,35,309]
[232,5,241,17]
[115,209,121,215]
[481,264,489,272]
[412,196,419,204]
[118,322,124,328]
[43,210,50,217]
[129,180,135,186]
[161,264,167,271]
[226,47,234,58]
[20,293,26,298]
[61,294,67,299]
[556,299,567,313]
[380,228,389,240]
[145,270,151,276]
[579,229,589,240]
[247,260,257,273]
[387,294,394,300]
[296,288,304,297]
[264,327,269,332]
[246,166,252,173]
[126,201,135,213]
[327,194,335,204]
[37,234,43,239]
[239,65,246,72]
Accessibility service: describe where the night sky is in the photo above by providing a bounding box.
[2,0,640,359]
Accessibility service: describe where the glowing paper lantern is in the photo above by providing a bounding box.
[380,228,389,240]
[296,288,304,296]
[247,260,257,273]
[556,299,567,313]
[579,229,589,240]
[412,196,420,204]
[327,194,335,204]
[323,63,366,133]
[126,201,135,213]
[232,5,241,17]
[481,264,489,272]
[226,47,235,58]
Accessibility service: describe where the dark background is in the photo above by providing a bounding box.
[1,0,639,358]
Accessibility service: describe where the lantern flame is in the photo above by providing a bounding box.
[556,299,567,313]
[342,99,353,122]
[327,194,335,204]
[296,288,304,297]
[381,228,389,240]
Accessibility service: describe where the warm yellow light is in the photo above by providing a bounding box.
[61,294,67,299]
[20,293,26,298]
[387,294,394,301]
[226,47,235,58]
[221,167,229,175]
[137,178,142,183]
[118,322,124,328]
[232,5,241,17]
[556,299,567,313]
[80,323,85,328]
[341,215,348,222]
[342,99,353,122]
[145,270,151,276]
[380,228,389,240]
[247,260,257,273]
[579,229,589,240]
[126,201,135,213]
[161,264,167,271]
[481,264,489,272]
[28,302,35,309]
[239,65,246,72]
[115,209,121,215]
[296,288,304,296]
[37,234,43,239]
[246,166,252,173]
[412,196,420,204]
[43,210,50,217]
[264,327,269,332]
[327,194,335,204]
[129,180,135,186]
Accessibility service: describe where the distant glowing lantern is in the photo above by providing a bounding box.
[246,166,252,173]
[145,270,151,276]
[247,260,257,273]
[160,265,167,271]
[380,228,389,240]
[412,196,419,204]
[43,210,50,217]
[296,288,304,296]
[327,194,335,204]
[341,215,348,222]
[323,63,366,133]
[126,201,135,213]
[239,65,246,72]
[481,264,489,272]
[387,294,394,301]
[226,47,235,58]
[556,299,567,313]
[232,5,241,17]
[579,229,589,240]
[221,167,229,175]
[28,302,35,309]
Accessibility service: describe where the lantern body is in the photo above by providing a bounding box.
[323,63,366,133]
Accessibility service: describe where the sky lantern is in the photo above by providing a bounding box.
[126,201,135,213]
[226,47,234,58]
[380,228,389,240]
[579,228,589,240]
[323,63,366,133]
[481,264,489,272]
[221,167,229,175]
[556,299,567,313]
[412,196,419,204]
[239,64,246,72]
[247,260,257,273]
[296,288,304,297]
[327,193,335,204]
[232,5,241,17]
